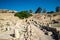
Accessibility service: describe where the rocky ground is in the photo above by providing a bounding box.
[0,13,60,40]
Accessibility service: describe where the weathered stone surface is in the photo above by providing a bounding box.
[0,13,60,40]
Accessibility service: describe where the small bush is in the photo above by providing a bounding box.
[14,11,32,19]
[47,11,54,14]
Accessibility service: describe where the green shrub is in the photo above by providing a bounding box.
[14,11,32,19]
[47,11,54,14]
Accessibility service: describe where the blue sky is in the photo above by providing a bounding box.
[0,0,60,12]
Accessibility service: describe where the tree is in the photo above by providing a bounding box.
[35,7,42,13]
[14,11,32,19]
[56,6,60,12]
[43,8,46,13]
[29,9,33,13]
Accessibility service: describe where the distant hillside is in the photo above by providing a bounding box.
[0,9,17,13]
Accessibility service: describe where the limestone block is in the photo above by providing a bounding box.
[14,29,19,38]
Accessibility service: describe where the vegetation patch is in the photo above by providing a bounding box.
[14,11,32,19]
